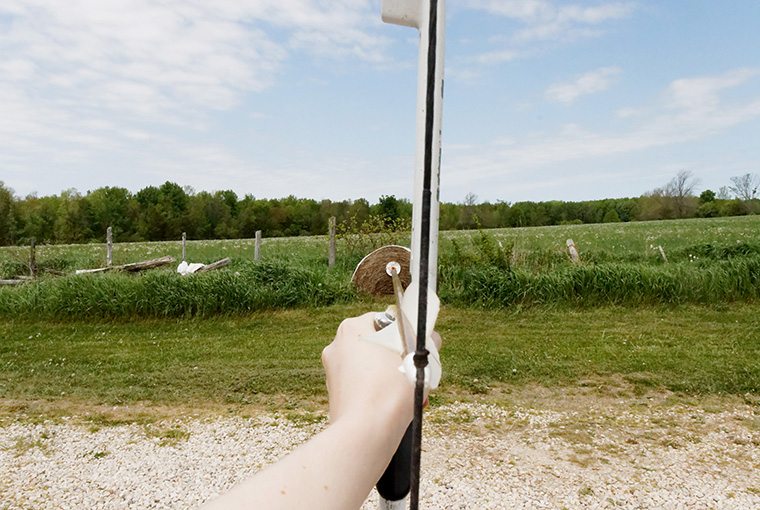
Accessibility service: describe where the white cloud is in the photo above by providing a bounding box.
[474,49,521,65]
[615,107,640,118]
[443,67,760,195]
[466,0,636,43]
[0,0,394,196]
[456,1,636,82]
[0,1,287,137]
[0,1,388,118]
[665,67,760,112]
[545,66,622,104]
[465,0,556,22]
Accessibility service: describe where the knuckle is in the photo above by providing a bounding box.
[321,345,332,367]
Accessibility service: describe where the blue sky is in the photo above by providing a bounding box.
[1,0,759,204]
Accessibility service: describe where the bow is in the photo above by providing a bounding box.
[377,1,446,508]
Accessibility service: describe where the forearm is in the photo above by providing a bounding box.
[201,408,410,510]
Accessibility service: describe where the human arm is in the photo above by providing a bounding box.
[201,313,439,510]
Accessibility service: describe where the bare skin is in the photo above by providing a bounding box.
[201,313,441,510]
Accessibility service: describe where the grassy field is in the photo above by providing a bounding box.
[1,216,758,413]
[1,216,759,318]
[460,215,759,258]
[1,303,758,411]
[0,235,344,277]
[2,215,758,275]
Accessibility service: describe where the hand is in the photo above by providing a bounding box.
[321,313,442,426]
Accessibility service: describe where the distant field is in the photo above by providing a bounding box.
[442,215,760,269]
[1,216,758,318]
[0,235,337,276]
[452,215,759,253]
[2,215,758,274]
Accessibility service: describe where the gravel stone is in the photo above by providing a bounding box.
[1,401,759,509]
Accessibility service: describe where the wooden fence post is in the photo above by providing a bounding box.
[30,238,38,278]
[182,232,187,262]
[658,245,668,264]
[255,230,262,261]
[566,238,581,264]
[106,226,113,266]
[328,216,336,267]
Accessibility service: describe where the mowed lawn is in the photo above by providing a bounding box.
[2,302,758,410]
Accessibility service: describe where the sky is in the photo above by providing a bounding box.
[1,0,759,204]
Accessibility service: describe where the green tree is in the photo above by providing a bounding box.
[133,182,189,240]
[233,195,260,238]
[636,189,672,221]
[218,190,239,217]
[508,202,548,227]
[377,195,401,226]
[16,194,58,243]
[159,182,189,239]
[494,201,511,227]
[135,186,164,240]
[0,181,16,245]
[602,208,621,223]
[209,191,237,238]
[54,188,91,243]
[699,189,716,203]
[86,187,134,241]
[438,202,459,230]
[346,198,370,225]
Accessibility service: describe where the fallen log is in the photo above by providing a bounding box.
[195,257,231,273]
[0,279,25,286]
[76,256,175,275]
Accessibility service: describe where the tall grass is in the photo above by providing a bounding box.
[438,226,760,308]
[2,252,758,318]
[439,257,760,308]
[0,261,355,319]
[1,216,758,318]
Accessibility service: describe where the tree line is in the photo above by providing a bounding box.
[0,172,757,246]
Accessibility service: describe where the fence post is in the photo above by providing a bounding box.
[328,217,336,267]
[106,226,113,266]
[658,245,668,264]
[566,239,581,264]
[30,238,38,278]
[182,232,187,262]
[255,230,262,261]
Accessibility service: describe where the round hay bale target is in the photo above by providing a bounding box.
[351,245,412,296]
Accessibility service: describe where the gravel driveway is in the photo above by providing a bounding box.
[2,391,759,509]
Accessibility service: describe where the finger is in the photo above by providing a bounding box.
[335,312,377,341]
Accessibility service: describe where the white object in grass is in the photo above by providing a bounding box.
[177,261,204,276]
